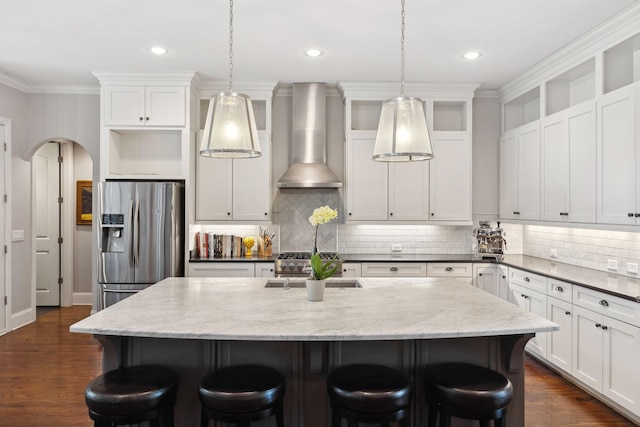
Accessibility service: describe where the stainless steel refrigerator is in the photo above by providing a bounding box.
[97,181,184,308]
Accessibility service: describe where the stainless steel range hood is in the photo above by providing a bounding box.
[277,83,342,188]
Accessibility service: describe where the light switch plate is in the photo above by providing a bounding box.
[11,230,24,242]
[550,249,558,258]
[627,262,638,274]
[392,244,402,252]
[607,259,618,271]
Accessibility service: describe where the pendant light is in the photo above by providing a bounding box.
[372,0,433,162]
[200,0,261,158]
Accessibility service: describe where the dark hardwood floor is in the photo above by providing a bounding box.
[0,306,635,426]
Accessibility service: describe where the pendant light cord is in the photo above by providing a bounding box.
[400,0,405,97]
[228,0,234,91]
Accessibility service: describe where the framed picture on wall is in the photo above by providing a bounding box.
[76,180,92,225]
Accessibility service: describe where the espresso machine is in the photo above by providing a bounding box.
[473,221,507,260]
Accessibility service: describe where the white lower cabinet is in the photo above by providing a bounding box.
[341,263,362,278]
[509,282,547,359]
[546,297,573,374]
[473,264,501,296]
[572,305,640,413]
[255,263,275,278]
[361,263,427,277]
[188,262,265,277]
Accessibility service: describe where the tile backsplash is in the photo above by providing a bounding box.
[523,225,640,278]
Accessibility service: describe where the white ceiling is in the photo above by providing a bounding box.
[0,0,637,91]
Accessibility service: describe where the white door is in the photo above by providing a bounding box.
[234,132,271,221]
[346,134,388,221]
[546,297,573,374]
[602,316,640,412]
[572,306,603,392]
[567,101,596,223]
[34,142,60,306]
[429,133,471,221]
[388,160,429,220]
[195,132,233,221]
[473,264,499,297]
[0,123,6,333]
[526,288,547,358]
[541,113,567,221]
[517,123,541,220]
[499,133,518,219]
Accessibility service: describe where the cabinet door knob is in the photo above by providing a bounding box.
[390,267,398,272]
[595,323,602,328]
[602,325,608,331]
[145,117,149,121]
[565,311,571,315]
[227,212,231,216]
[139,117,144,121]
[264,212,268,216]
[523,277,530,282]
[431,213,435,216]
[556,286,564,292]
[349,213,352,216]
[478,273,483,276]
[390,212,393,216]
[445,267,453,272]
[599,299,609,307]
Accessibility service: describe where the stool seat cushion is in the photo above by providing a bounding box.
[423,363,513,412]
[85,365,179,417]
[199,365,286,414]
[327,364,411,414]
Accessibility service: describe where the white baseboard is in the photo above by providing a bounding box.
[73,292,93,306]
[11,307,35,331]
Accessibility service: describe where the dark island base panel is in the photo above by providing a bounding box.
[99,334,531,427]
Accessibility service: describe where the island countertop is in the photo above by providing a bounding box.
[70,277,556,341]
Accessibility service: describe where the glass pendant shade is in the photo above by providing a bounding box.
[373,96,433,161]
[200,91,261,158]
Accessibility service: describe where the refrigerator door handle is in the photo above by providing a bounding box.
[133,199,140,267]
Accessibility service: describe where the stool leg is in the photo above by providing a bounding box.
[439,409,451,427]
[275,400,285,427]
[200,408,209,427]
[479,421,489,427]
[347,419,358,427]
[495,416,505,427]
[331,410,342,427]
[427,403,438,427]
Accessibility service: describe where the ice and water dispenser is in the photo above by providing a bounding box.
[100,214,125,253]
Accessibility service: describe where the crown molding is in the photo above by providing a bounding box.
[92,71,197,86]
[499,2,640,100]
[337,81,480,100]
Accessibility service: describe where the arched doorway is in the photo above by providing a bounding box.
[31,139,93,310]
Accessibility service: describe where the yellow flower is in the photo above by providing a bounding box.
[309,206,338,226]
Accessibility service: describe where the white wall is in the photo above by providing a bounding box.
[73,144,93,294]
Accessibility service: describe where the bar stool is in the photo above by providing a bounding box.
[423,362,513,427]
[327,363,412,427]
[199,364,286,427]
[85,365,179,427]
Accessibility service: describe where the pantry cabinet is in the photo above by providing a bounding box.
[104,85,186,127]
[541,101,596,222]
[499,122,540,220]
[195,131,271,222]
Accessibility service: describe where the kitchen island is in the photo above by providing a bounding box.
[71,277,557,427]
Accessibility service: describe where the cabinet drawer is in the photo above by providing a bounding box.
[188,262,256,278]
[548,279,573,303]
[509,268,547,293]
[361,262,427,277]
[427,263,472,277]
[573,285,640,327]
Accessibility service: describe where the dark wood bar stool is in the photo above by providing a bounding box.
[85,365,179,427]
[198,364,286,427]
[327,363,412,427]
[423,362,513,427]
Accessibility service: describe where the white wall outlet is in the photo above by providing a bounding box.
[627,262,638,274]
[11,229,24,242]
[607,259,618,271]
[391,244,402,252]
[550,249,558,258]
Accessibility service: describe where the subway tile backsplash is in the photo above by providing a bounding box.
[523,225,640,278]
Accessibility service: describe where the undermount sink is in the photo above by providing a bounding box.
[265,279,362,289]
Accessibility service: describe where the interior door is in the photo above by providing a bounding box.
[34,142,61,306]
[0,123,6,333]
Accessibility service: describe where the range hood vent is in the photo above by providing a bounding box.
[277,83,342,188]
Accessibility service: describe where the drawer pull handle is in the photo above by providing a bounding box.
[599,300,609,307]
[595,323,602,328]
[555,286,564,292]
[478,273,483,276]
[445,267,453,272]
[523,277,530,282]
[390,267,398,272]
[565,311,571,315]
[602,325,608,331]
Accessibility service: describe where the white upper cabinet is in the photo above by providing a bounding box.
[195,131,271,222]
[340,82,476,224]
[104,86,186,127]
[597,85,640,225]
[541,101,596,222]
[499,121,540,221]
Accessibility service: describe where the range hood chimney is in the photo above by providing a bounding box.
[277,83,342,188]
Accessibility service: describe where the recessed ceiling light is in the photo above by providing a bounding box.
[150,46,168,55]
[305,49,323,57]
[461,51,482,60]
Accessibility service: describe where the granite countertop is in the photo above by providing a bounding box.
[70,277,556,341]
